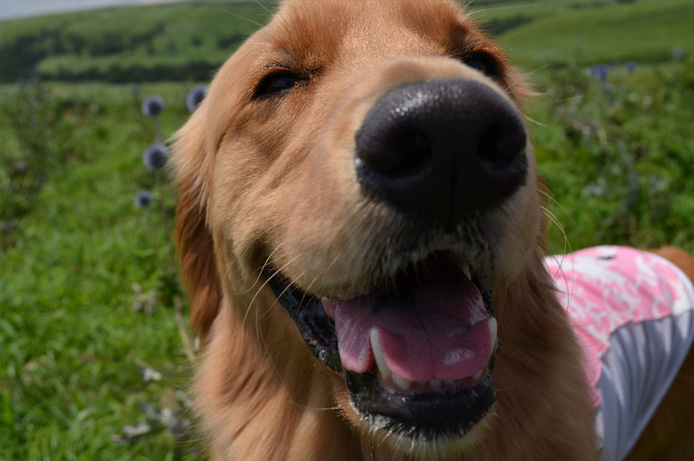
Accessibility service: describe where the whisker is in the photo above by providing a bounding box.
[287,400,342,412]
[217,7,264,27]
[242,254,302,329]
[252,0,274,16]
[237,242,286,295]
[467,3,540,18]
[523,63,551,77]
[524,115,545,127]
[257,267,308,324]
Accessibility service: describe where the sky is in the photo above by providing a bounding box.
[0,0,239,21]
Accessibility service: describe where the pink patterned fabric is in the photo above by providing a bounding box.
[544,246,694,408]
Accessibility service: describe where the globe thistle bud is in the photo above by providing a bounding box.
[186,85,208,113]
[590,64,609,82]
[142,95,164,117]
[143,143,170,171]
[134,190,153,208]
[672,49,686,61]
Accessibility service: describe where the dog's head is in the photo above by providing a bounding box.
[174,0,543,457]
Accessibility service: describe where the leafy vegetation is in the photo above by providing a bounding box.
[0,0,693,458]
[529,60,694,253]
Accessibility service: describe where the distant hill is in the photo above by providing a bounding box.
[0,0,691,83]
[496,0,694,68]
[0,2,266,83]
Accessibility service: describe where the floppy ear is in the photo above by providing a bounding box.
[172,109,222,339]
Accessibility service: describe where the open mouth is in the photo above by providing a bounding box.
[264,252,498,440]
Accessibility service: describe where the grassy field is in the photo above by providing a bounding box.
[0,1,268,82]
[2,0,693,82]
[494,0,694,68]
[0,82,198,459]
[1,0,694,459]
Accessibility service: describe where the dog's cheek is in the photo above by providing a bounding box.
[483,147,543,285]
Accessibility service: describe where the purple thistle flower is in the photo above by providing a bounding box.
[186,85,208,113]
[143,143,170,171]
[134,190,153,208]
[590,64,609,82]
[672,49,686,61]
[625,61,636,73]
[141,95,164,117]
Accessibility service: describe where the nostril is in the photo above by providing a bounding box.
[477,124,526,164]
[356,127,433,178]
[392,129,432,177]
[477,122,527,165]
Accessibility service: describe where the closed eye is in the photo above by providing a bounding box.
[461,53,500,79]
[253,70,303,99]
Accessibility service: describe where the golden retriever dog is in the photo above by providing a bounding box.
[172,0,694,459]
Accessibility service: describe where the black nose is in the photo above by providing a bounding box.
[355,79,527,226]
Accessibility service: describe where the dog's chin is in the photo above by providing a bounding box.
[264,251,499,445]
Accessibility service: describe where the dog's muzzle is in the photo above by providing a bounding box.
[265,78,526,442]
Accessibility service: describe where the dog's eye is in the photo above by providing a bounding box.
[254,71,300,98]
[462,53,500,78]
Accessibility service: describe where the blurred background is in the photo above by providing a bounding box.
[0,0,692,458]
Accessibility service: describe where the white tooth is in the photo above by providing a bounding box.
[321,297,338,320]
[429,379,442,389]
[473,368,485,381]
[444,379,456,385]
[462,264,472,280]
[370,329,390,379]
[488,317,498,353]
[393,374,412,391]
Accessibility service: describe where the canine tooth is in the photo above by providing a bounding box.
[462,264,472,280]
[370,329,391,379]
[473,368,485,381]
[488,317,498,353]
[429,379,442,389]
[393,374,412,391]
[321,297,337,319]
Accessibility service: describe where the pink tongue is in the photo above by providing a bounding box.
[331,279,491,381]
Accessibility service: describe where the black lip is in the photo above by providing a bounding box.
[263,264,497,439]
[264,269,342,372]
[347,370,496,440]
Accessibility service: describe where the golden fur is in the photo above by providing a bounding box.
[172,0,694,459]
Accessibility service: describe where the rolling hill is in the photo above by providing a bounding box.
[0,0,692,82]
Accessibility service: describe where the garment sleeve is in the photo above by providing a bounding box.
[595,308,694,460]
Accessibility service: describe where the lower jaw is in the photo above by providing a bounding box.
[346,368,496,441]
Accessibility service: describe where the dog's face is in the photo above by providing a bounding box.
[176,0,542,456]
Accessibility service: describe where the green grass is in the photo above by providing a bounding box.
[1,0,694,458]
[527,61,694,253]
[0,82,197,459]
[495,0,694,68]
